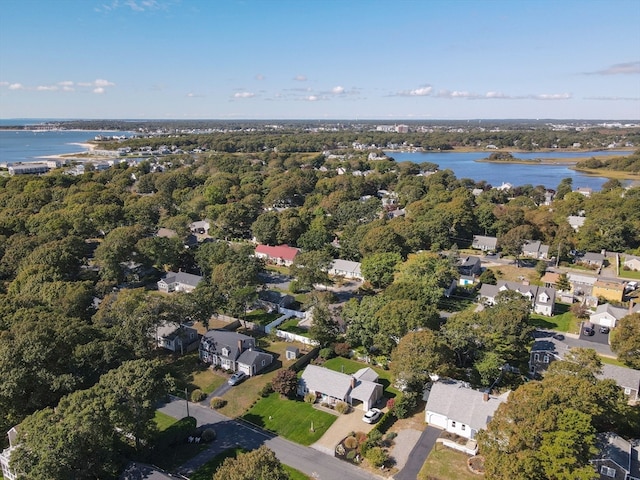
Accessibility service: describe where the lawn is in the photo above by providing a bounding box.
[153,410,179,432]
[165,351,227,394]
[242,392,337,445]
[619,269,640,280]
[418,445,482,480]
[246,309,282,325]
[489,264,541,285]
[279,317,310,336]
[600,356,628,367]
[528,303,581,334]
[322,356,401,398]
[191,447,310,480]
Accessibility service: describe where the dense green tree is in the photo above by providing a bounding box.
[610,313,640,368]
[390,330,454,388]
[94,225,147,282]
[309,302,340,347]
[271,369,299,398]
[360,252,402,288]
[212,445,290,480]
[556,177,573,200]
[290,250,332,291]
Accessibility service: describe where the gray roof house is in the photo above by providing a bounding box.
[297,364,383,411]
[521,240,550,260]
[328,259,364,280]
[156,322,199,354]
[157,271,203,293]
[479,280,556,316]
[581,252,606,267]
[624,255,640,272]
[425,380,509,440]
[529,335,640,404]
[199,330,273,377]
[590,303,640,329]
[591,432,640,480]
[471,235,498,252]
[567,215,586,231]
[458,256,482,276]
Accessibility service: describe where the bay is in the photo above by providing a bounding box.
[387,150,633,191]
[0,130,132,163]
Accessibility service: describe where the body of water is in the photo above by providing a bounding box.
[0,129,132,163]
[387,150,633,191]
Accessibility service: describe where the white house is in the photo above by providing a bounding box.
[590,303,640,329]
[0,427,18,480]
[297,364,383,411]
[624,255,640,272]
[328,259,363,280]
[157,271,203,293]
[479,280,556,316]
[471,235,498,252]
[156,322,199,354]
[425,380,509,440]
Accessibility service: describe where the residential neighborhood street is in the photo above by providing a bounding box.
[157,397,384,480]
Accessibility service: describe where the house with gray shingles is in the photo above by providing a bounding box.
[424,380,509,440]
[568,215,586,231]
[580,252,606,268]
[156,322,199,354]
[590,303,640,329]
[479,280,556,316]
[199,330,273,377]
[471,235,498,252]
[591,432,640,480]
[157,271,203,293]
[297,364,383,411]
[522,240,550,260]
[328,259,364,280]
[529,336,640,404]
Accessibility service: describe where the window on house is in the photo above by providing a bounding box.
[624,387,631,395]
[461,424,466,431]
[534,353,539,362]
[543,355,549,363]
[451,421,456,428]
[600,466,616,477]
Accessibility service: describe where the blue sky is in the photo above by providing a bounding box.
[1,0,639,120]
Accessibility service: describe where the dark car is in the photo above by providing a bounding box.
[599,326,610,334]
[552,333,565,341]
[583,327,595,336]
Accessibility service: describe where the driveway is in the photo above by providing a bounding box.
[311,404,377,455]
[393,425,441,480]
[536,328,614,357]
[578,321,611,346]
[158,397,383,480]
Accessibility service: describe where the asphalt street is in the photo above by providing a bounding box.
[158,397,383,480]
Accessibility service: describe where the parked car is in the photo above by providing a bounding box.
[583,327,595,336]
[228,371,247,386]
[552,333,565,341]
[362,408,383,424]
[599,326,610,334]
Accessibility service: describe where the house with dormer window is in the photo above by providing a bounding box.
[479,280,556,316]
[199,330,273,377]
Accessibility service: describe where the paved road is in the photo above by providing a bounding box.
[200,382,232,407]
[393,426,441,480]
[158,397,383,480]
[535,329,614,356]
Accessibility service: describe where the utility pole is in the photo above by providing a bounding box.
[184,387,190,418]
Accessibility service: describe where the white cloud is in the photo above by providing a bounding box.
[587,61,640,75]
[532,93,571,100]
[93,87,106,94]
[306,95,318,101]
[37,85,58,91]
[294,75,307,82]
[485,91,509,99]
[233,91,255,99]
[94,79,115,87]
[0,82,9,87]
[58,81,74,86]
[331,86,345,94]
[584,96,640,101]
[396,85,433,97]
[8,83,24,90]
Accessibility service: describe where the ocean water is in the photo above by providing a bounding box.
[0,129,132,163]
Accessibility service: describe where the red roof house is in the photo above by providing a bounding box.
[255,244,300,266]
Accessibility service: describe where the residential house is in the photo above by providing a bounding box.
[623,255,640,272]
[479,280,556,316]
[521,240,550,260]
[189,220,210,235]
[597,365,640,404]
[297,364,383,411]
[540,272,574,302]
[471,235,498,252]
[529,335,640,404]
[254,244,300,267]
[328,259,364,280]
[156,322,199,354]
[0,427,18,480]
[567,215,586,231]
[590,303,640,329]
[574,187,593,197]
[495,182,513,191]
[258,290,295,312]
[199,330,273,377]
[593,280,626,303]
[567,272,598,295]
[157,271,203,293]
[424,380,509,440]
[591,432,640,480]
[580,252,606,268]
[457,256,482,286]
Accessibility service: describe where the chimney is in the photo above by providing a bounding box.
[237,339,243,354]
[483,392,489,402]
[350,376,356,389]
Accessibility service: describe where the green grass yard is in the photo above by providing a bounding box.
[528,303,581,334]
[241,392,337,445]
[153,411,179,432]
[322,356,401,397]
[418,445,482,480]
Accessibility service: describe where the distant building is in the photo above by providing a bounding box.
[567,215,586,231]
[479,280,556,316]
[328,259,363,280]
[592,280,625,303]
[471,235,498,252]
[522,240,550,260]
[8,163,51,175]
[0,427,18,480]
[254,244,300,266]
[157,271,203,293]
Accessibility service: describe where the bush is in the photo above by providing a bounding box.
[200,428,216,442]
[386,398,396,411]
[210,397,226,409]
[355,431,367,444]
[344,436,358,449]
[395,391,419,419]
[346,450,357,461]
[304,392,316,403]
[367,429,382,444]
[272,369,298,398]
[365,446,388,468]
[190,389,205,402]
[334,342,351,357]
[359,439,374,456]
[319,347,335,360]
[259,382,274,397]
[335,401,349,414]
[385,431,397,441]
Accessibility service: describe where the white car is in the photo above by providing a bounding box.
[228,371,247,386]
[362,408,383,424]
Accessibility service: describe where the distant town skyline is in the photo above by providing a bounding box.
[1,0,639,120]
